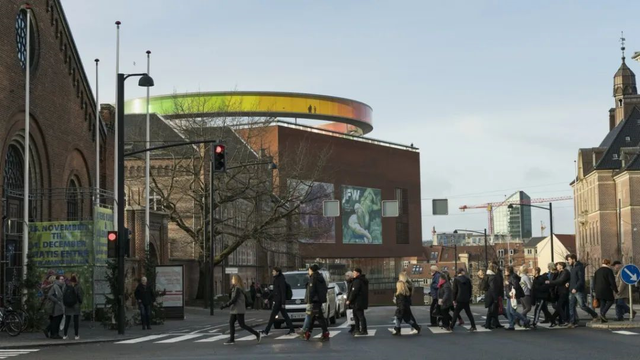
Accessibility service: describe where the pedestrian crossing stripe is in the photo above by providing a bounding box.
[353,329,377,337]
[0,349,40,359]
[314,330,341,339]
[388,328,418,335]
[237,334,261,341]
[275,333,300,340]
[612,331,639,336]
[115,334,171,344]
[463,325,490,332]
[155,334,204,343]
[195,335,228,343]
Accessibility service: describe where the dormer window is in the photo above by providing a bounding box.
[626,136,631,143]
[613,154,619,160]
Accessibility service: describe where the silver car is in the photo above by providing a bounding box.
[273,270,336,328]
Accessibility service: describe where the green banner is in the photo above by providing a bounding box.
[94,207,113,265]
[28,222,93,267]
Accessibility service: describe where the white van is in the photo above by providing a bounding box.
[273,270,336,328]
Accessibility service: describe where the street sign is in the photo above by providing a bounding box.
[621,264,640,285]
[323,200,340,217]
[432,199,448,215]
[225,267,239,274]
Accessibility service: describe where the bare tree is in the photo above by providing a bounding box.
[125,92,333,295]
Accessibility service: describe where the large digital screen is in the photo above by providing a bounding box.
[341,186,382,244]
[289,180,336,243]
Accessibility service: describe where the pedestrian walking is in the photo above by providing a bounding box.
[566,254,599,327]
[262,267,295,336]
[299,265,330,341]
[46,275,65,339]
[547,262,570,327]
[492,261,507,328]
[347,267,369,336]
[62,274,83,340]
[593,259,618,322]
[613,261,636,321]
[480,264,501,329]
[391,279,421,335]
[250,282,257,309]
[437,271,454,332]
[429,265,441,327]
[135,276,156,330]
[451,268,476,332]
[519,265,533,321]
[399,272,419,325]
[220,274,261,345]
[345,271,356,334]
[532,267,553,328]
[504,266,531,330]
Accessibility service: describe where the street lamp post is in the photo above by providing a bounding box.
[508,202,554,263]
[454,229,489,270]
[116,72,154,335]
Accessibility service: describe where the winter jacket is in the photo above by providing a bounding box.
[272,273,288,304]
[481,271,500,308]
[222,285,247,314]
[430,272,441,298]
[452,275,473,303]
[394,293,413,322]
[507,274,525,299]
[532,274,551,302]
[495,269,505,299]
[593,266,617,301]
[63,284,84,316]
[346,278,354,308]
[616,270,629,300]
[135,283,156,306]
[520,274,532,296]
[349,274,369,310]
[48,283,65,317]
[549,269,571,296]
[569,261,588,293]
[308,272,328,304]
[437,280,453,309]
[405,278,414,305]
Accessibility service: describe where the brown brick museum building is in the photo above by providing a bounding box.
[0,0,112,300]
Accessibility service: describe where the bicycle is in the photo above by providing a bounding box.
[0,296,23,336]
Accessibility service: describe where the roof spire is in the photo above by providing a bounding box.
[621,31,626,62]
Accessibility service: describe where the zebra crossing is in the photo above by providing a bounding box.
[0,349,39,359]
[114,321,568,345]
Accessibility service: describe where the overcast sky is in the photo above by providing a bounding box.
[61,0,640,239]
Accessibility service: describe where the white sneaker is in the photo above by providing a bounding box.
[260,331,269,337]
[75,336,80,340]
[410,329,419,335]
[63,336,68,340]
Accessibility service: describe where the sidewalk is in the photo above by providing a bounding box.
[0,306,270,349]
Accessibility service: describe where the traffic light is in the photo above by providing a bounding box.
[108,231,118,258]
[213,144,226,172]
[123,227,131,258]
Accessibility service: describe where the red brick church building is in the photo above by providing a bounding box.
[0,0,113,299]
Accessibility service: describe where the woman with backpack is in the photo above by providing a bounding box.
[392,279,421,335]
[220,274,261,345]
[62,274,83,340]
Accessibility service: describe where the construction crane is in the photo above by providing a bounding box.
[459,196,573,235]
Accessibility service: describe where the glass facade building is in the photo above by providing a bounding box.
[493,191,532,240]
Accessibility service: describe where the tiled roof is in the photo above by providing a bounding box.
[595,107,640,170]
[525,237,546,247]
[555,234,576,254]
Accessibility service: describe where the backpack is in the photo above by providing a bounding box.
[63,286,78,307]
[43,298,55,315]
[286,282,293,301]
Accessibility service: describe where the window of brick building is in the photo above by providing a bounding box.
[66,178,80,220]
[395,188,409,244]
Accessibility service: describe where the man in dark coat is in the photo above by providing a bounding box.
[593,259,618,322]
[262,267,295,336]
[347,267,369,336]
[135,276,156,330]
[345,271,356,334]
[547,262,571,327]
[566,254,599,327]
[480,266,500,329]
[451,269,476,331]
[302,265,330,341]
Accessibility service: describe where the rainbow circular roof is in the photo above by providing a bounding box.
[124,91,373,135]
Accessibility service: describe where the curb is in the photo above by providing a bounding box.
[0,337,135,350]
[587,321,640,330]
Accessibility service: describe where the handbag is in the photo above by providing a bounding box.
[432,305,442,318]
[346,309,355,326]
[592,298,600,309]
[497,297,504,315]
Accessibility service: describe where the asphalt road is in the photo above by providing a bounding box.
[9,306,640,360]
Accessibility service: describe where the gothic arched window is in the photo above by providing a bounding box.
[3,145,24,191]
[66,178,80,220]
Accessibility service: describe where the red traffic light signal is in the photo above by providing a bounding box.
[213,143,226,172]
[215,145,225,154]
[107,231,118,242]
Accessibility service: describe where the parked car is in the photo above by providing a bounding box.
[333,281,348,317]
[272,270,336,328]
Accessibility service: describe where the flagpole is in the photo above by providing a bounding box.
[22,6,31,280]
[114,21,121,229]
[95,59,100,203]
[145,50,151,252]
